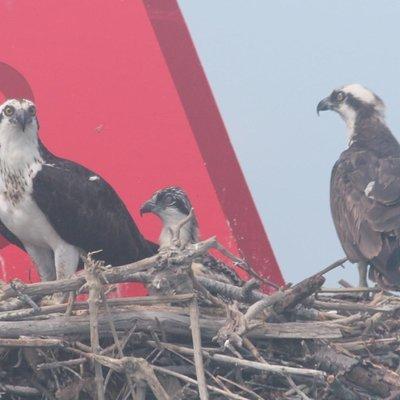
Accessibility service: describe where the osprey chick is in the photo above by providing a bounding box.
[0,99,156,283]
[318,84,400,289]
[140,186,242,286]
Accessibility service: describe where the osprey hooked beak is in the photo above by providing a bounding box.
[140,199,156,216]
[316,97,333,115]
[15,109,31,131]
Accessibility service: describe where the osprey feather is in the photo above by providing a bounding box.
[318,84,400,289]
[0,99,156,282]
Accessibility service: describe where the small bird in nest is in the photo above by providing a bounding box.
[140,186,242,287]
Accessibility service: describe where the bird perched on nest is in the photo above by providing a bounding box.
[140,186,242,286]
[318,84,400,290]
[0,99,156,285]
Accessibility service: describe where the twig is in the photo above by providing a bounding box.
[320,287,381,293]
[189,296,209,400]
[285,374,311,400]
[147,340,326,378]
[84,255,105,400]
[0,337,64,348]
[313,299,389,313]
[197,276,267,303]
[10,281,40,312]
[315,257,348,277]
[65,291,76,316]
[0,293,193,321]
[101,292,136,400]
[245,291,285,321]
[339,279,353,288]
[0,383,41,396]
[37,357,87,370]
[217,375,265,400]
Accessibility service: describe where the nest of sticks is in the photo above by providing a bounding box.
[0,227,399,399]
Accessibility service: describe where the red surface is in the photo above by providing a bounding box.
[0,0,284,294]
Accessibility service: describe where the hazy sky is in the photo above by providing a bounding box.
[178,1,400,285]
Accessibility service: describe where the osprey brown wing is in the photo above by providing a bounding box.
[331,149,400,266]
[330,149,382,262]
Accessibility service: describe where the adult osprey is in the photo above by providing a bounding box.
[0,99,156,282]
[140,186,242,286]
[317,84,400,289]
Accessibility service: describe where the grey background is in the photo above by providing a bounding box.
[178,1,400,286]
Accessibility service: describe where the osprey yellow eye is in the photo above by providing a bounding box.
[28,106,36,116]
[336,92,345,102]
[3,105,15,117]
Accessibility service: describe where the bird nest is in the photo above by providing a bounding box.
[0,236,399,400]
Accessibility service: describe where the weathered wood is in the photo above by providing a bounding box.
[275,274,325,313]
[147,340,326,378]
[85,256,106,400]
[0,293,193,321]
[189,297,209,400]
[312,343,400,397]
[246,274,325,321]
[0,337,64,347]
[37,357,87,370]
[0,306,343,339]
[0,384,40,396]
[313,299,389,313]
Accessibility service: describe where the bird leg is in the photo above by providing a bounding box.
[357,262,369,288]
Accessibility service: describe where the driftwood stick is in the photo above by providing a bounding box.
[84,255,105,400]
[65,291,77,316]
[0,307,343,339]
[339,279,353,288]
[148,340,326,378]
[216,245,281,290]
[314,257,348,277]
[101,292,136,400]
[245,290,285,321]
[0,384,41,396]
[0,337,64,348]
[189,297,209,400]
[197,276,267,303]
[313,300,389,313]
[0,293,193,321]
[37,357,87,370]
[320,287,381,293]
[10,280,40,312]
[340,337,400,351]
[275,274,325,313]
[245,274,325,322]
[199,350,326,378]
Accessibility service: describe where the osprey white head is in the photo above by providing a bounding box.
[317,84,385,138]
[0,99,41,169]
[0,98,38,133]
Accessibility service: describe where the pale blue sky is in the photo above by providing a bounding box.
[178,1,400,285]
